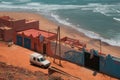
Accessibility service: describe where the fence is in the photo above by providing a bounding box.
[63,49,120,78]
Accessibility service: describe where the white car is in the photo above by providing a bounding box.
[30,53,51,68]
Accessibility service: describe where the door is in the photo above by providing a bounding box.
[84,52,100,71]
[43,43,46,55]
[16,35,23,46]
[0,33,4,40]
[34,43,37,51]
[24,38,31,49]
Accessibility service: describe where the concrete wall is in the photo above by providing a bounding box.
[0,19,39,31]
[0,19,12,27]
[100,55,120,78]
[13,20,39,31]
[12,19,25,31]
[25,21,39,30]
[4,29,14,41]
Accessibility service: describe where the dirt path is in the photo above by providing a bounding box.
[0,42,118,80]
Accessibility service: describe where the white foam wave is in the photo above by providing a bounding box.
[81,7,93,11]
[50,13,120,46]
[73,26,120,46]
[51,13,73,27]
[86,3,120,16]
[1,1,13,5]
[15,0,31,3]
[26,2,82,10]
[26,2,41,6]
[0,2,120,16]
[113,17,120,22]
[87,3,102,6]
[116,10,120,13]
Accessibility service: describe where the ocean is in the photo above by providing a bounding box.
[0,0,120,46]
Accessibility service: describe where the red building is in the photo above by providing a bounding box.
[0,16,39,41]
[0,16,57,56]
[14,29,56,56]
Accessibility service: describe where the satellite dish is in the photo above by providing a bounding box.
[39,35,44,42]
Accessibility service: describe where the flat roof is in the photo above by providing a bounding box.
[17,29,56,38]
[0,26,12,30]
[0,16,16,21]
[25,19,38,23]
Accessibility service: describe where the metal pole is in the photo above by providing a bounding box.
[100,39,102,54]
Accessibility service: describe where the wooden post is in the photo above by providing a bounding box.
[53,26,62,66]
[53,27,59,63]
[58,26,62,66]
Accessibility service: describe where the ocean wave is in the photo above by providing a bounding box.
[1,1,13,5]
[0,2,79,11]
[0,2,120,46]
[26,2,41,6]
[87,3,102,6]
[15,0,31,3]
[86,3,120,16]
[0,0,31,4]
[92,4,114,16]
[85,31,120,46]
[0,1,120,16]
[51,13,73,26]
[72,26,120,46]
[113,17,120,22]
[116,10,120,13]
[51,13,120,46]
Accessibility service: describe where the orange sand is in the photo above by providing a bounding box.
[0,42,117,80]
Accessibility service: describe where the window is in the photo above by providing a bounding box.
[37,58,40,62]
[40,58,45,61]
[33,57,36,61]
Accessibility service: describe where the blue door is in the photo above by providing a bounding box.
[24,38,31,49]
[16,36,23,46]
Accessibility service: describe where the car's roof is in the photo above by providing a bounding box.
[30,53,43,57]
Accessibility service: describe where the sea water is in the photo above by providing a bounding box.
[0,0,120,46]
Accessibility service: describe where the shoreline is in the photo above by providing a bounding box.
[0,11,120,57]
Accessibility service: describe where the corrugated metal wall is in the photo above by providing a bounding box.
[100,55,120,78]
[63,50,84,66]
[63,49,120,78]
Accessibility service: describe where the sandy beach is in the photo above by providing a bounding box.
[0,11,119,57]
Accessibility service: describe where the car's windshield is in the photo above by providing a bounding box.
[40,57,45,61]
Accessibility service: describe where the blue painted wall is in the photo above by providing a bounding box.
[100,54,120,78]
[63,50,84,66]
[63,48,120,78]
[16,35,23,46]
[24,38,31,49]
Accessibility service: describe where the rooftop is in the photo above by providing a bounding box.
[17,29,56,38]
[25,19,38,23]
[0,16,16,21]
[0,26,12,30]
